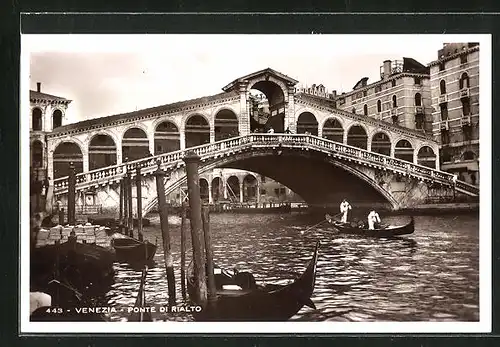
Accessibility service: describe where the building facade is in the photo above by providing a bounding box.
[428,42,480,186]
[333,58,432,133]
[30,83,72,182]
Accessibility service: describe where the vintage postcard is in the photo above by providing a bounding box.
[20,33,491,334]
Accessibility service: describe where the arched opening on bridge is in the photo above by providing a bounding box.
[52,109,63,129]
[199,178,209,202]
[32,108,42,131]
[371,132,391,156]
[347,125,368,150]
[89,134,117,170]
[215,109,239,141]
[394,140,413,163]
[243,174,257,202]
[53,142,83,179]
[322,118,343,143]
[249,81,285,133]
[417,146,437,169]
[185,115,210,148]
[296,112,318,135]
[211,177,223,202]
[122,128,150,162]
[226,175,240,202]
[31,140,44,168]
[154,121,180,155]
[394,140,414,162]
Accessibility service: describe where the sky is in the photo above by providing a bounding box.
[24,34,483,123]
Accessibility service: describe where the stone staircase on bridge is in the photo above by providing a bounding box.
[52,134,479,214]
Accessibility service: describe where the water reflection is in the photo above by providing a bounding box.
[104,212,479,322]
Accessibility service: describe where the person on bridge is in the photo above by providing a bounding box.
[339,198,352,223]
[267,127,275,134]
[367,210,381,230]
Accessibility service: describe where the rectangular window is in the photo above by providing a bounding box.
[260,189,266,195]
[460,54,467,64]
[462,98,471,116]
[463,127,472,141]
[274,188,280,196]
[363,90,367,97]
[441,131,450,145]
[374,85,381,93]
[439,62,445,71]
[440,104,448,121]
[391,80,396,87]
[414,77,421,85]
[339,98,345,105]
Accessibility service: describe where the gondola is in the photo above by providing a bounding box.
[326,214,414,237]
[187,241,319,321]
[111,234,157,263]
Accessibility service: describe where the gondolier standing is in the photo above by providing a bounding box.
[367,210,381,230]
[339,198,352,223]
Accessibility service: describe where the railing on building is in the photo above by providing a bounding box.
[59,204,103,215]
[52,134,479,197]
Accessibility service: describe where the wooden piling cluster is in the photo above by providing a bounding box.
[183,151,216,306]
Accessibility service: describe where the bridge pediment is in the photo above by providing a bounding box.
[222,68,299,92]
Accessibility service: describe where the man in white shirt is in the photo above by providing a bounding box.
[367,210,381,230]
[339,199,352,223]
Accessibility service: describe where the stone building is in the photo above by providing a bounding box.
[428,42,480,186]
[30,82,72,182]
[333,58,432,133]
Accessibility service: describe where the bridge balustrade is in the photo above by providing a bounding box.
[52,134,478,197]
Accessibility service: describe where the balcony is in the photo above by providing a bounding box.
[440,120,449,131]
[461,115,472,127]
[459,88,470,99]
[438,94,448,104]
[415,106,424,114]
[389,108,398,117]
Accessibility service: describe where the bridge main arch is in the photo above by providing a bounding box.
[144,147,399,215]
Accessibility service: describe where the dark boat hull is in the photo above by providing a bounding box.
[329,217,414,237]
[187,242,319,321]
[112,237,157,263]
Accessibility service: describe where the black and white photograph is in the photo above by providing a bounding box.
[21,34,491,333]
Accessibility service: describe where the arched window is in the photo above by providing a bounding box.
[440,80,446,95]
[459,73,470,89]
[392,95,397,108]
[363,104,368,116]
[377,100,382,113]
[415,93,422,106]
[32,108,42,131]
[352,107,356,114]
[52,109,62,129]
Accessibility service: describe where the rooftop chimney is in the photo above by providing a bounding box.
[36,82,41,93]
[383,60,392,80]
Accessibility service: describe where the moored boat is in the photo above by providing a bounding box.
[187,241,319,321]
[111,234,157,263]
[326,214,414,237]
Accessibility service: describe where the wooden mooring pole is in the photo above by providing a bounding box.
[67,162,76,225]
[180,204,187,299]
[119,178,124,226]
[153,161,176,306]
[183,151,207,304]
[135,167,143,240]
[127,171,133,238]
[201,206,217,307]
[123,174,129,233]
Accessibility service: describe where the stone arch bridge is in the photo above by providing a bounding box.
[42,68,478,215]
[52,134,479,217]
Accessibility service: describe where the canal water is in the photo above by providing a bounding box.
[105,212,479,322]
